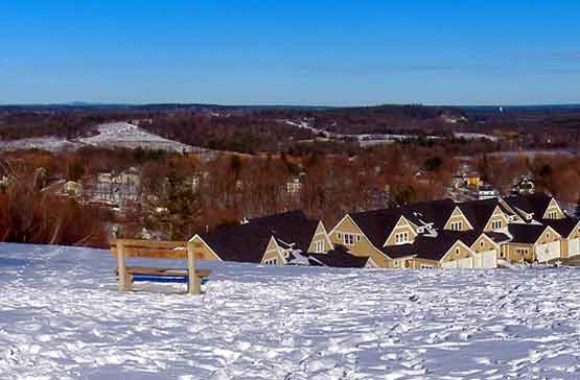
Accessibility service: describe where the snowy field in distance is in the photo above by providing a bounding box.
[0,122,217,159]
[1,243,580,379]
[79,122,195,153]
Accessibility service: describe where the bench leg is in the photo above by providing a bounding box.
[117,243,132,292]
[188,275,201,295]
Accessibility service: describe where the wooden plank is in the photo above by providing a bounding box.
[112,238,187,249]
[111,247,188,260]
[117,241,132,291]
[119,267,213,278]
[187,241,199,295]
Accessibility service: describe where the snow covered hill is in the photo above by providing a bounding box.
[1,243,580,379]
[79,122,195,153]
[0,122,217,159]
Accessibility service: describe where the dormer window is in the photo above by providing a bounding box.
[547,210,558,219]
[450,221,463,231]
[344,234,355,246]
[314,240,324,253]
[491,220,503,230]
[395,232,409,245]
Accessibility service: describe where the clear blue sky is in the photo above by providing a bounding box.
[1,0,580,105]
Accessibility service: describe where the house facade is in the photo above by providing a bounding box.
[187,193,578,270]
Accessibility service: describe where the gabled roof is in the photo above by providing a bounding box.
[400,199,457,229]
[458,198,509,230]
[412,231,466,261]
[508,223,549,244]
[380,243,417,259]
[540,217,580,238]
[349,208,402,248]
[486,231,512,244]
[304,247,370,268]
[199,210,318,263]
[348,198,457,248]
[503,193,553,219]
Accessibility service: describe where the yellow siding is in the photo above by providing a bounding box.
[483,206,510,232]
[261,238,284,266]
[444,208,472,231]
[504,243,535,262]
[330,215,391,268]
[471,235,497,254]
[441,242,472,262]
[408,258,439,269]
[307,222,332,253]
[562,239,570,259]
[384,217,418,246]
[535,227,560,245]
[543,199,565,219]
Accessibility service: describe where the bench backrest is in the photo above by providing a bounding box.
[111,238,202,294]
[110,239,189,260]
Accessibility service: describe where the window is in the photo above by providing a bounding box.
[264,258,278,265]
[516,248,528,256]
[337,233,342,239]
[420,265,432,269]
[395,232,409,245]
[344,234,355,246]
[455,247,460,256]
[480,240,485,248]
[450,221,463,231]
[356,236,362,242]
[491,220,503,230]
[547,210,558,219]
[314,240,324,253]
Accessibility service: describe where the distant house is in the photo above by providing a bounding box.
[286,177,302,195]
[85,167,141,206]
[189,211,331,266]
[505,224,561,263]
[63,181,83,197]
[473,185,499,200]
[541,217,580,259]
[512,177,535,195]
[503,193,566,222]
[465,172,482,188]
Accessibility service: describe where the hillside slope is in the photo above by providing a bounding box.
[1,244,579,379]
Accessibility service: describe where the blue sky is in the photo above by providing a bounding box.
[1,0,579,105]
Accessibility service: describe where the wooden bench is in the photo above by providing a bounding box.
[110,238,212,295]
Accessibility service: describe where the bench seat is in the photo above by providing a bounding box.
[116,267,212,284]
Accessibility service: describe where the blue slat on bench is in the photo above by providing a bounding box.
[132,275,209,285]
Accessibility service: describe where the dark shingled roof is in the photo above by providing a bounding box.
[508,223,549,244]
[541,218,580,238]
[381,243,417,259]
[412,231,464,261]
[199,210,318,263]
[349,198,456,248]
[504,193,553,219]
[458,198,510,230]
[486,231,512,244]
[349,208,401,248]
[305,247,370,268]
[400,199,457,229]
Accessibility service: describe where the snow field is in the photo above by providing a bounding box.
[1,244,580,379]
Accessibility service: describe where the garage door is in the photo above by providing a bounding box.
[441,261,457,269]
[481,250,497,268]
[536,241,561,263]
[457,257,473,269]
[569,239,580,257]
[474,250,497,268]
